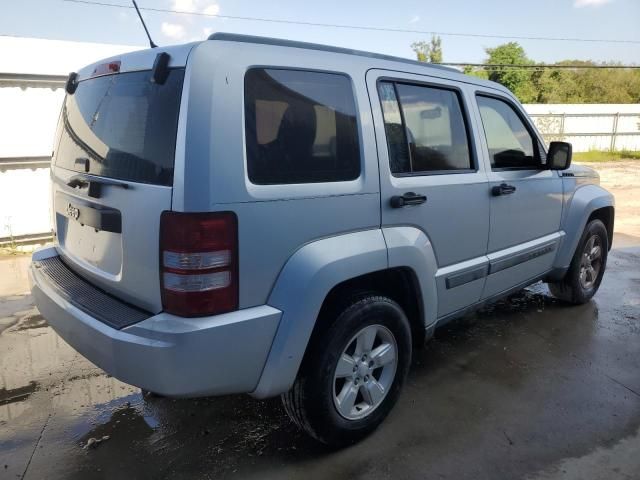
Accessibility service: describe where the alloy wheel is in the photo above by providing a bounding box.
[332,324,398,420]
[579,234,603,290]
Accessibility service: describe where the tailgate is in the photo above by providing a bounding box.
[51,66,185,313]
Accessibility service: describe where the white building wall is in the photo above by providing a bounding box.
[0,36,140,240]
[0,87,65,158]
[524,104,640,152]
[0,168,51,238]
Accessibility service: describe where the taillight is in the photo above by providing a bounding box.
[160,211,238,317]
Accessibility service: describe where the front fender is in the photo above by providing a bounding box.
[555,184,615,269]
[251,229,388,398]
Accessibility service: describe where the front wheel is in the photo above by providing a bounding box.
[281,295,411,447]
[548,219,608,304]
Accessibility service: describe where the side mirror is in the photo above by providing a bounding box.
[547,141,572,170]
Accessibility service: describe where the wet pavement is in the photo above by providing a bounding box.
[1,238,639,480]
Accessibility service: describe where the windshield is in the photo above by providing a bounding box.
[54,68,185,186]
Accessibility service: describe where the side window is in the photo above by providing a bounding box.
[379,81,472,175]
[244,68,361,185]
[476,95,540,169]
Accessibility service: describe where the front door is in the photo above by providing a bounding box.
[472,92,564,299]
[367,70,490,319]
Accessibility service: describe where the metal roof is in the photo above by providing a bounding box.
[0,72,66,89]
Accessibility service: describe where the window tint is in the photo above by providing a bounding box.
[379,81,472,175]
[56,69,185,186]
[476,95,539,169]
[245,69,360,185]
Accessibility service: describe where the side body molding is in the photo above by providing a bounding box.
[251,229,388,398]
[555,184,615,270]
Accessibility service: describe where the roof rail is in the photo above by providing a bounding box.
[207,32,459,74]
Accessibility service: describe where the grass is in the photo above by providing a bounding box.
[573,150,640,162]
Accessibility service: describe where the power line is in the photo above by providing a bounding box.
[441,63,640,69]
[61,0,640,45]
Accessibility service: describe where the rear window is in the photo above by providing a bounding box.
[55,68,185,186]
[244,68,361,185]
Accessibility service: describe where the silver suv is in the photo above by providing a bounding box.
[30,33,614,446]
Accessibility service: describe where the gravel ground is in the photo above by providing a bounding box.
[585,161,640,239]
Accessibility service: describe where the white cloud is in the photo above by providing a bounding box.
[161,22,187,40]
[164,1,221,41]
[203,3,220,16]
[574,0,613,7]
[172,0,197,12]
[171,0,220,15]
[409,15,420,24]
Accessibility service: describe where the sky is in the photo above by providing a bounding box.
[1,0,639,64]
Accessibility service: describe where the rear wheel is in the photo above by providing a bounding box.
[548,219,608,304]
[282,295,411,447]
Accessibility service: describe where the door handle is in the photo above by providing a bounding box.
[390,192,427,208]
[491,183,517,196]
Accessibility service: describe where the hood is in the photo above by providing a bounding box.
[563,163,599,180]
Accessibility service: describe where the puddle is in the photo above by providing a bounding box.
[528,426,640,480]
[0,381,39,407]
[11,312,46,332]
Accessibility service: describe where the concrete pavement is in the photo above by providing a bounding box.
[1,237,639,479]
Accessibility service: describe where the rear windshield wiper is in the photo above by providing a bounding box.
[67,173,130,198]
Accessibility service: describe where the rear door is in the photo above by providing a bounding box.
[51,66,185,313]
[367,70,490,318]
[472,91,564,299]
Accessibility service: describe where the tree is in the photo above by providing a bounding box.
[411,35,443,63]
[573,64,640,103]
[463,65,489,80]
[484,42,537,103]
[534,60,640,103]
[534,66,581,103]
[429,36,443,63]
[409,39,640,103]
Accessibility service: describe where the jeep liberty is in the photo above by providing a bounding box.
[30,33,614,446]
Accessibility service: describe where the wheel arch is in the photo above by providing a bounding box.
[311,267,426,351]
[251,227,438,399]
[587,206,614,250]
[555,184,615,270]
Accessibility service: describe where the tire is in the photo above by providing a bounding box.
[548,219,608,304]
[281,295,412,447]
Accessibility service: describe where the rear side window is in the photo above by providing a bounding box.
[55,69,185,186]
[244,68,361,185]
[476,95,540,169]
[379,81,472,175]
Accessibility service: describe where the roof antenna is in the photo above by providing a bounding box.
[132,0,157,48]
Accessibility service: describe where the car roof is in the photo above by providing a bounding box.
[76,32,510,96]
[208,32,459,73]
[207,32,511,95]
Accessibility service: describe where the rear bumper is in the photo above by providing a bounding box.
[29,246,281,397]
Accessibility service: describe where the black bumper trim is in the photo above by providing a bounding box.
[33,256,150,330]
